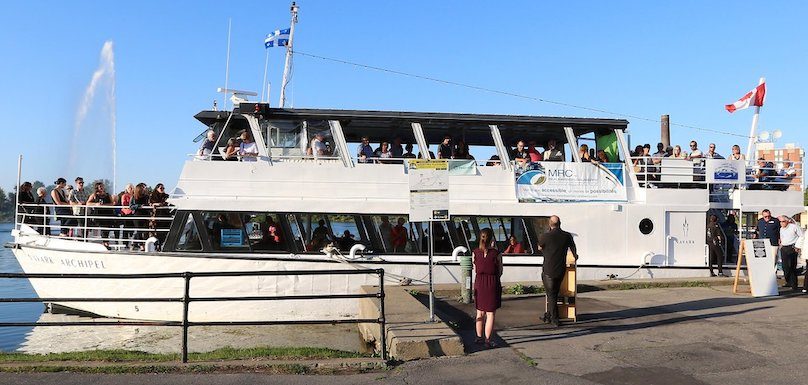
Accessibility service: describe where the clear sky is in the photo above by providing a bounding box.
[1,1,806,192]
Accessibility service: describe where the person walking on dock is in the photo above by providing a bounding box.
[473,228,502,349]
[538,215,577,327]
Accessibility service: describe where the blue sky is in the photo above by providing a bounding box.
[1,1,806,192]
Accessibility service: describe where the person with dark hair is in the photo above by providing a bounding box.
[390,136,404,159]
[473,227,502,349]
[402,143,416,159]
[538,215,577,327]
[224,138,239,161]
[149,183,170,243]
[34,187,48,235]
[595,150,610,163]
[503,235,526,254]
[707,214,726,277]
[337,230,356,251]
[543,139,563,162]
[511,140,529,164]
[374,141,393,162]
[357,136,374,163]
[455,140,473,160]
[87,181,116,242]
[50,178,71,236]
[238,130,258,162]
[749,158,776,190]
[722,213,739,263]
[391,217,407,253]
[487,155,501,166]
[437,135,453,159]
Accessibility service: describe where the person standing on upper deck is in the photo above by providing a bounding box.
[511,140,529,165]
[538,215,577,327]
[543,140,563,162]
[390,137,404,159]
[357,136,374,163]
[688,141,703,159]
[238,131,258,162]
[705,143,723,159]
[198,129,216,158]
[437,135,454,159]
[527,140,543,162]
[309,133,328,158]
[778,215,802,291]
[729,145,745,161]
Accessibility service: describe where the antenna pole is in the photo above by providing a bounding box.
[278,2,298,108]
[261,49,269,103]
[15,155,21,229]
[224,18,232,110]
[745,77,765,161]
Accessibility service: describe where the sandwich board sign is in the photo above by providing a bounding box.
[407,160,450,222]
[742,239,779,297]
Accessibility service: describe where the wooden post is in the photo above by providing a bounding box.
[733,241,751,294]
[661,115,670,148]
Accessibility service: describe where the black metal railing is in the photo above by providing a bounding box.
[0,268,386,362]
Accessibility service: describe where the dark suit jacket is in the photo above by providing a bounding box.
[538,228,577,278]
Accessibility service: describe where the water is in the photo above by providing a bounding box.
[0,223,43,351]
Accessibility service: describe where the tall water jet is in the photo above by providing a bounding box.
[70,41,116,192]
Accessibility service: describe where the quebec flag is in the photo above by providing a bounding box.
[264,29,290,48]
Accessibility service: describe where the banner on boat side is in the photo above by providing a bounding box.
[408,160,450,222]
[515,162,627,202]
[705,159,746,184]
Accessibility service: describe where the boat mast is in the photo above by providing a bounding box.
[278,2,299,108]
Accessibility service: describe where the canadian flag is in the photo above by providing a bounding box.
[725,82,766,113]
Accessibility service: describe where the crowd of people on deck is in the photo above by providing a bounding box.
[629,140,799,190]
[17,177,172,250]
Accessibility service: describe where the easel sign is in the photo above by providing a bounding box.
[733,239,778,297]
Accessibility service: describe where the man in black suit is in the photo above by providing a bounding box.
[538,215,578,327]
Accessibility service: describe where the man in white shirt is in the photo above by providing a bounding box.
[310,133,328,158]
[778,215,802,291]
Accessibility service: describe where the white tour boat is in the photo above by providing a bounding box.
[9,104,803,321]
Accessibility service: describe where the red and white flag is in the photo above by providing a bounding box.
[725,82,766,113]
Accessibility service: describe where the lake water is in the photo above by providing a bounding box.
[0,223,42,351]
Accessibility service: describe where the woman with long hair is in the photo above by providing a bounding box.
[473,227,503,349]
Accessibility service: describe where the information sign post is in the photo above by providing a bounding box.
[407,160,450,322]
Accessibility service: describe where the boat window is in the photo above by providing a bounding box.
[452,216,477,250]
[528,217,551,256]
[201,212,248,250]
[366,215,419,254]
[412,221,454,254]
[176,213,202,251]
[286,214,307,251]
[328,214,368,252]
[476,217,533,254]
[244,213,288,251]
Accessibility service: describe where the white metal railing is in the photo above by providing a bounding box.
[15,203,174,248]
[628,156,803,193]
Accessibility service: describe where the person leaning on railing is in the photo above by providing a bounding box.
[749,158,776,190]
[34,187,48,235]
[50,178,71,236]
[149,183,171,244]
[87,182,117,243]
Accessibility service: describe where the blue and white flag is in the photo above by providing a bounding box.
[264,29,290,48]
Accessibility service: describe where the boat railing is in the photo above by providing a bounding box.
[628,156,803,197]
[15,203,174,247]
[0,269,387,362]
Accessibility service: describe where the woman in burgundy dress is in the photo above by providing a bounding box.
[474,228,503,348]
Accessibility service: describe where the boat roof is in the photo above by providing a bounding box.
[195,106,629,145]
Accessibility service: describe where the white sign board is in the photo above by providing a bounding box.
[706,159,745,184]
[408,160,450,222]
[743,239,779,297]
[660,159,694,183]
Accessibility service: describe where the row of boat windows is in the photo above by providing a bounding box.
[167,211,551,256]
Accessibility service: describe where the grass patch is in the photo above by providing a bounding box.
[502,284,544,295]
[0,346,365,364]
[0,363,321,375]
[605,281,711,291]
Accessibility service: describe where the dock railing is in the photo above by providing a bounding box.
[0,268,387,362]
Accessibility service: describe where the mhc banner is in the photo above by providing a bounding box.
[516,162,627,202]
